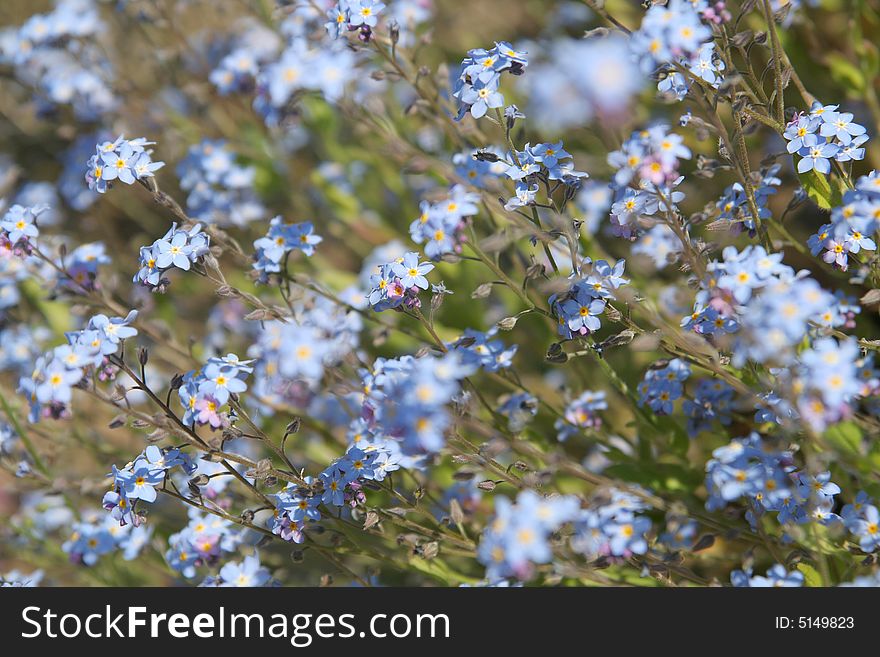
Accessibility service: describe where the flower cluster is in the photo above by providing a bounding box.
[6,0,880,592]
[453,42,528,120]
[410,186,478,260]
[209,24,280,95]
[253,217,322,282]
[478,488,654,582]
[784,102,868,174]
[256,32,358,124]
[478,491,580,581]
[104,446,197,526]
[1,204,45,252]
[271,444,392,544]
[85,136,165,194]
[554,390,607,442]
[202,6,388,130]
[607,125,691,241]
[367,251,434,311]
[731,564,804,587]
[843,492,880,553]
[177,140,266,227]
[325,0,386,41]
[1,569,44,587]
[794,337,863,428]
[55,242,111,295]
[549,258,629,339]
[705,433,841,527]
[134,223,211,291]
[631,0,713,74]
[520,35,643,131]
[165,510,247,579]
[63,512,151,566]
[449,328,518,373]
[682,378,735,437]
[499,140,587,211]
[570,489,653,560]
[638,358,691,415]
[697,245,828,364]
[178,354,253,428]
[0,0,115,120]
[19,311,137,423]
[248,294,362,405]
[808,171,880,272]
[355,352,475,456]
[658,42,726,101]
[712,165,782,237]
[205,553,273,587]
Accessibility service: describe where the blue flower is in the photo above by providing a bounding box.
[732,564,804,587]
[218,553,272,587]
[607,513,651,555]
[453,41,527,120]
[1,204,45,245]
[277,325,328,381]
[783,115,820,153]
[88,311,138,351]
[450,328,518,373]
[62,520,115,566]
[100,142,137,184]
[796,135,839,174]
[34,357,83,405]
[638,358,690,415]
[155,231,194,271]
[86,136,164,193]
[201,361,249,405]
[320,469,347,506]
[819,110,867,144]
[835,134,868,162]
[391,252,433,289]
[348,0,385,28]
[555,390,607,441]
[253,217,322,281]
[561,291,605,334]
[460,77,504,119]
[134,223,210,290]
[118,460,165,503]
[177,140,266,227]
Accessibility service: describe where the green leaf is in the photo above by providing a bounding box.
[824,421,863,456]
[798,170,842,210]
[796,563,823,588]
[604,462,701,493]
[860,40,880,80]
[826,53,866,94]
[652,416,690,457]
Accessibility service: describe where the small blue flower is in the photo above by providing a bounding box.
[796,135,839,174]
[783,115,819,154]
[155,232,194,271]
[348,0,385,28]
[218,553,272,587]
[391,252,434,289]
[819,110,867,145]
[460,77,504,119]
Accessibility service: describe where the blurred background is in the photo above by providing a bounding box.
[1,0,879,585]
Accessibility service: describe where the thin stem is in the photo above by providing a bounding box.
[761,0,786,123]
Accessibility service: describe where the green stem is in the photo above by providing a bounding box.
[0,392,49,476]
[761,0,786,123]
